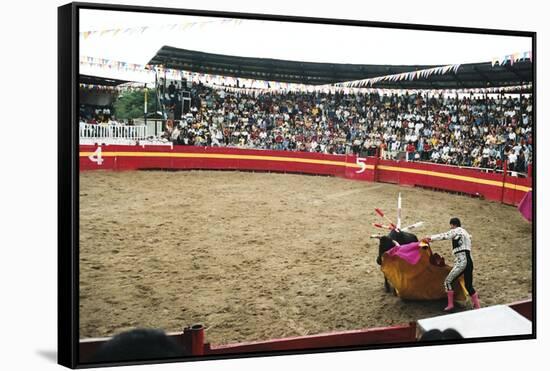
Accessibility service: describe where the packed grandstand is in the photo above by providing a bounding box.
[79,30,533,176]
[80,82,532,173]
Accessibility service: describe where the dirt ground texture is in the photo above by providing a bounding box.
[79,170,532,344]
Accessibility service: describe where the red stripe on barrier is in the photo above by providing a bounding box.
[79,145,531,206]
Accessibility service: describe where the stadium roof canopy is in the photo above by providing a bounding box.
[148,46,532,90]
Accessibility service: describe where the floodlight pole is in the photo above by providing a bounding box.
[469,91,473,128]
[144,83,148,127]
[455,92,459,126]
[155,70,159,136]
[425,91,429,123]
[519,91,524,129]
[500,91,504,126]
[484,93,488,124]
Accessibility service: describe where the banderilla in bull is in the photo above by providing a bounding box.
[374,208,399,232]
[372,222,395,230]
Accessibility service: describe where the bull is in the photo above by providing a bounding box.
[373,229,468,301]
[375,229,418,293]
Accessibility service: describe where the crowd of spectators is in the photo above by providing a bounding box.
[160,82,532,173]
[79,106,114,124]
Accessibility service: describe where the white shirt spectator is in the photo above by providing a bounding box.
[171,127,180,141]
[391,141,401,152]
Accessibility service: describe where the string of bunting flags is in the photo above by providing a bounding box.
[80,56,531,95]
[80,18,244,39]
[79,83,149,92]
[80,56,154,73]
[79,83,118,91]
[80,80,532,97]
[491,51,532,67]
[197,81,532,96]
[335,64,461,88]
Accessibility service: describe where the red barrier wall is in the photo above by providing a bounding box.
[205,323,416,355]
[79,145,531,206]
[79,323,416,362]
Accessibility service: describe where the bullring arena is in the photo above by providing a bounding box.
[79,166,532,345]
[75,14,534,360]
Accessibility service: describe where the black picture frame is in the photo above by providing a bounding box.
[58,2,536,368]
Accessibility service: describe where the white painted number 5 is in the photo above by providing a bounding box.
[356,157,366,173]
[89,147,104,165]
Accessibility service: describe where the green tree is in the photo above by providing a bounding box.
[112,89,157,120]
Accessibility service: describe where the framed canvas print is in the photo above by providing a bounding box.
[58,2,536,368]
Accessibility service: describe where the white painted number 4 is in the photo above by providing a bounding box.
[89,147,104,165]
[356,157,367,173]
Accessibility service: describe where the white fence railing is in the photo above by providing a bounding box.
[79,123,148,141]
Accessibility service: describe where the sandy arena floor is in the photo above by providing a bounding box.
[79,170,532,344]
